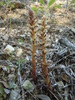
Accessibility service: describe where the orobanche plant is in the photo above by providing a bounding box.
[38,16,52,90]
[27,6,38,84]
[28,5,52,90]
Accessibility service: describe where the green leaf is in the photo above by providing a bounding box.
[39,6,44,11]
[48,0,55,7]
[32,6,38,11]
[4,4,6,6]
[32,6,39,14]
[0,1,4,6]
[39,0,44,5]
[11,4,15,9]
[7,0,10,5]
[71,0,75,4]
[53,4,61,9]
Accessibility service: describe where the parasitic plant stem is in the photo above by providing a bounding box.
[28,6,37,83]
[39,16,52,90]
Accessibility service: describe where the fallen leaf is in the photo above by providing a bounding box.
[9,90,18,100]
[22,80,34,91]
[0,81,9,89]
[61,74,69,82]
[0,84,7,99]
[36,94,51,100]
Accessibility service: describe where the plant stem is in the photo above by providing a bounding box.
[28,6,37,83]
[39,16,52,90]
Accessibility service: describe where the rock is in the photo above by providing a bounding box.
[9,90,18,100]
[3,34,9,41]
[16,48,23,57]
[26,56,30,61]
[3,45,15,54]
[22,80,34,91]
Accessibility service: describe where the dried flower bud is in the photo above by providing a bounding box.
[27,5,34,19]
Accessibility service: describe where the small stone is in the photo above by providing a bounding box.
[4,45,15,54]
[16,48,23,57]
[11,68,15,72]
[3,34,9,41]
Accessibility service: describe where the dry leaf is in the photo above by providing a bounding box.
[36,94,51,100]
